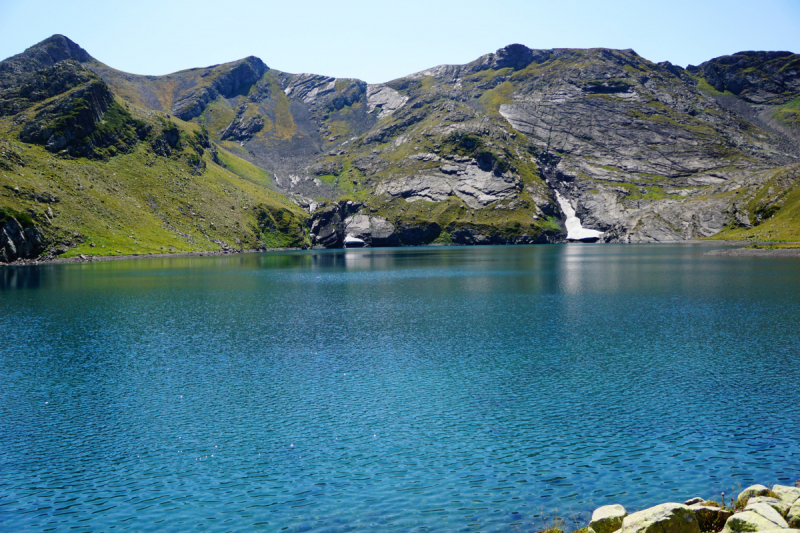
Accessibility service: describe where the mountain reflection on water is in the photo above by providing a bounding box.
[1,244,799,533]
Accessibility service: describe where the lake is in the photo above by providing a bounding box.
[1,244,799,532]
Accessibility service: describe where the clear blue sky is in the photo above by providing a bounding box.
[1,0,799,83]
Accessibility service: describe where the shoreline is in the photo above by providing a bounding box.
[3,240,800,268]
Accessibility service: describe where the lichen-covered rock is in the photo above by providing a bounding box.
[620,503,700,533]
[773,485,800,506]
[722,510,784,533]
[589,504,627,533]
[689,504,732,532]
[744,502,789,528]
[739,485,773,505]
[748,497,791,517]
[788,499,800,528]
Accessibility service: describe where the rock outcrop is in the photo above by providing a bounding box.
[0,214,46,263]
[171,56,268,121]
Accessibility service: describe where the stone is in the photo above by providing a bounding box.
[788,499,800,528]
[739,486,772,505]
[588,504,627,533]
[773,485,800,506]
[619,503,700,533]
[722,511,785,533]
[748,497,791,517]
[689,504,732,532]
[684,498,705,506]
[744,502,789,528]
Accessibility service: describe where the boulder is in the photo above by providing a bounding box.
[685,498,706,506]
[589,504,627,533]
[620,503,700,533]
[773,485,800,506]
[744,502,789,528]
[788,499,800,528]
[748,497,791,517]
[721,511,784,533]
[739,485,772,505]
[689,504,732,532]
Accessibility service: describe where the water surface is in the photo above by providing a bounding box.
[2,244,799,532]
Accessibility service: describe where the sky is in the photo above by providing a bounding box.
[1,0,799,84]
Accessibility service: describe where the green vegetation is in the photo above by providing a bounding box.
[0,99,309,258]
[0,205,34,228]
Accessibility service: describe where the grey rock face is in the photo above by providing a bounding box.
[0,217,46,262]
[375,160,521,209]
[308,201,362,248]
[344,215,399,247]
[366,84,408,119]
[688,51,800,105]
[589,504,627,533]
[620,503,700,533]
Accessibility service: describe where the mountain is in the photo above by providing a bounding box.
[2,36,800,261]
[0,36,308,262]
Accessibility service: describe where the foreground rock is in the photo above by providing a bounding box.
[739,485,774,505]
[773,486,800,506]
[589,504,627,533]
[788,500,800,528]
[722,510,787,533]
[620,503,700,533]
[690,504,733,531]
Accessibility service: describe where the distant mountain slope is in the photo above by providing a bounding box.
[0,36,308,262]
[3,35,800,261]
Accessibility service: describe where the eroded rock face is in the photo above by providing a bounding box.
[620,503,700,533]
[366,84,408,119]
[0,217,46,263]
[344,215,399,247]
[688,51,800,105]
[375,160,521,209]
[308,201,362,248]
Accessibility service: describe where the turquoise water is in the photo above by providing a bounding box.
[1,244,799,532]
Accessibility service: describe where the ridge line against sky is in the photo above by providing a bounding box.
[1,0,799,84]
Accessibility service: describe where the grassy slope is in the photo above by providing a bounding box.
[0,100,309,259]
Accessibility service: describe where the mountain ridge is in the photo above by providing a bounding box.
[2,35,800,262]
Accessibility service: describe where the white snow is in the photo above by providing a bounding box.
[554,191,604,241]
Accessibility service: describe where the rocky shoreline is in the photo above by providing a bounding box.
[578,483,800,533]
